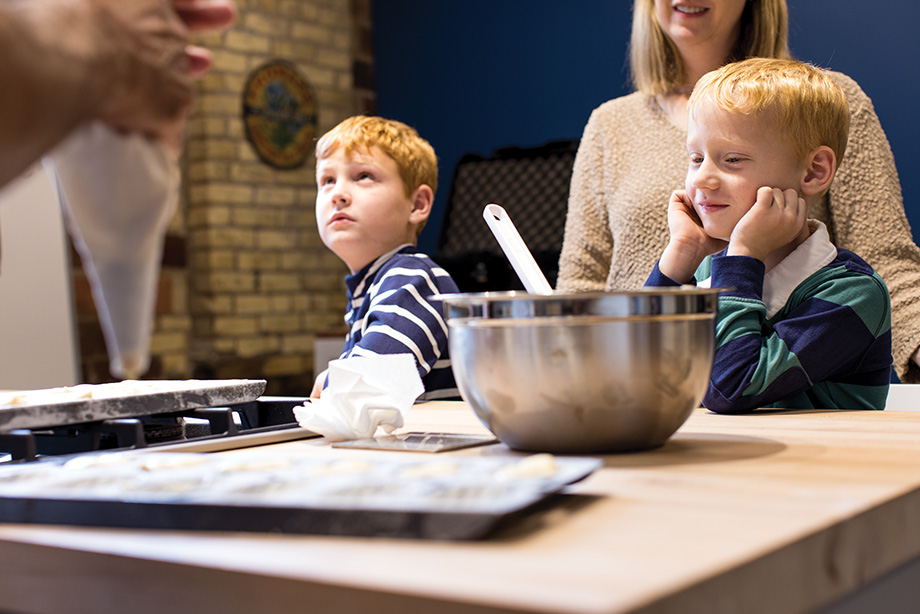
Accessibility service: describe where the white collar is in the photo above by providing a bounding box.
[699,221,837,319]
[762,220,837,318]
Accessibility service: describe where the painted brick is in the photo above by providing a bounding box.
[262,354,307,376]
[259,272,301,292]
[160,354,190,376]
[291,22,331,44]
[150,332,188,354]
[236,295,273,315]
[187,205,232,227]
[237,251,281,271]
[281,333,314,354]
[255,186,297,206]
[187,161,230,183]
[244,13,286,36]
[230,163,276,184]
[192,183,254,204]
[198,93,245,115]
[190,249,236,270]
[260,314,301,333]
[236,336,281,358]
[209,48,249,73]
[197,271,258,293]
[256,229,299,250]
[225,31,272,54]
[214,316,259,336]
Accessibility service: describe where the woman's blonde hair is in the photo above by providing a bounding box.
[689,58,849,165]
[315,115,438,199]
[630,0,791,96]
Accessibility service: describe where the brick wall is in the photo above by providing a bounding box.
[74,0,374,396]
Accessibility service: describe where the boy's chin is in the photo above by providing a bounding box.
[700,224,729,243]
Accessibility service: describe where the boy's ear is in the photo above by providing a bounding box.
[409,185,433,224]
[800,146,836,196]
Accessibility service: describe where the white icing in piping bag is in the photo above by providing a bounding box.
[43,122,179,379]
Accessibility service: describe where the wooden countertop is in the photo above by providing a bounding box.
[3,402,920,614]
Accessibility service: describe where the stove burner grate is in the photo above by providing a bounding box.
[0,397,306,463]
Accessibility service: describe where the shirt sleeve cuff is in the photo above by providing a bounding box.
[710,255,765,300]
[645,261,688,287]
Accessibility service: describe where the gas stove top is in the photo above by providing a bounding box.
[0,380,314,463]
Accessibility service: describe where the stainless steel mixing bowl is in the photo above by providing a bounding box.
[440,288,722,453]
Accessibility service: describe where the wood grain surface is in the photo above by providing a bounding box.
[2,402,920,614]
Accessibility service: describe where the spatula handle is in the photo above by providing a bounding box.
[483,204,553,295]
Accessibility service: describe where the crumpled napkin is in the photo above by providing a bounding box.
[293,354,424,441]
[42,122,179,379]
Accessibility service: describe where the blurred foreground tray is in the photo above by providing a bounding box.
[0,450,600,540]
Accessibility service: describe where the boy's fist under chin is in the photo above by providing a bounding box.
[729,186,807,262]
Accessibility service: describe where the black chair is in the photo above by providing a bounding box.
[434,139,579,292]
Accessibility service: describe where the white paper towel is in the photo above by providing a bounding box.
[294,354,424,441]
[43,122,179,379]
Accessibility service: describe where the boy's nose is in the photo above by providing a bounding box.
[691,160,719,191]
[331,190,350,207]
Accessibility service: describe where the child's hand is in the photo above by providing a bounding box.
[659,190,728,283]
[729,187,807,262]
[310,369,328,398]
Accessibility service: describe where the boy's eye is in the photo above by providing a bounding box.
[356,171,374,181]
[319,176,334,186]
[725,156,743,164]
[689,155,703,165]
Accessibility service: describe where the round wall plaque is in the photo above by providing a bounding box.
[242,60,317,170]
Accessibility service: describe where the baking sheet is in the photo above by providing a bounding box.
[0,450,601,540]
[0,379,267,432]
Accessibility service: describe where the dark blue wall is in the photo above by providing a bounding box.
[372,1,920,254]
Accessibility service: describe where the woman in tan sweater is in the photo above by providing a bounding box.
[557,0,920,383]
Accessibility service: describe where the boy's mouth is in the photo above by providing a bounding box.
[695,201,728,215]
[329,212,355,226]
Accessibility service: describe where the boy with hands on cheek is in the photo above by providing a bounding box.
[647,58,892,412]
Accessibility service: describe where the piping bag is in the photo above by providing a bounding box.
[42,122,179,379]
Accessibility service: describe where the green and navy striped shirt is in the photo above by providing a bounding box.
[647,222,891,412]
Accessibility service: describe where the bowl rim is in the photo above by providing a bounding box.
[433,287,727,305]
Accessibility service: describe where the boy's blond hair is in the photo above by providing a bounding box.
[315,115,438,199]
[630,0,790,96]
[689,58,850,165]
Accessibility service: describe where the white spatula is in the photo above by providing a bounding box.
[482,204,553,295]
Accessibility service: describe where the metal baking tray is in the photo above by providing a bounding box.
[0,379,268,432]
[0,449,601,540]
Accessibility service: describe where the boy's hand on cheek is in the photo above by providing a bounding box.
[728,187,807,262]
[659,190,728,283]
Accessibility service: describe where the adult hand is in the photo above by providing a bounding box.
[92,0,236,152]
[728,187,807,262]
[658,189,727,283]
[0,0,235,187]
[174,0,238,77]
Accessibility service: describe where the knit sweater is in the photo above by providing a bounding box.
[557,71,920,383]
[339,244,460,401]
[646,222,892,412]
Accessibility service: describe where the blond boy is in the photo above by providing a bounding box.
[646,58,892,412]
[312,116,459,399]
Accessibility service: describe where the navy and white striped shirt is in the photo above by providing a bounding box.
[337,244,460,401]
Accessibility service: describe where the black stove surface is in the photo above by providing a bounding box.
[0,396,308,463]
